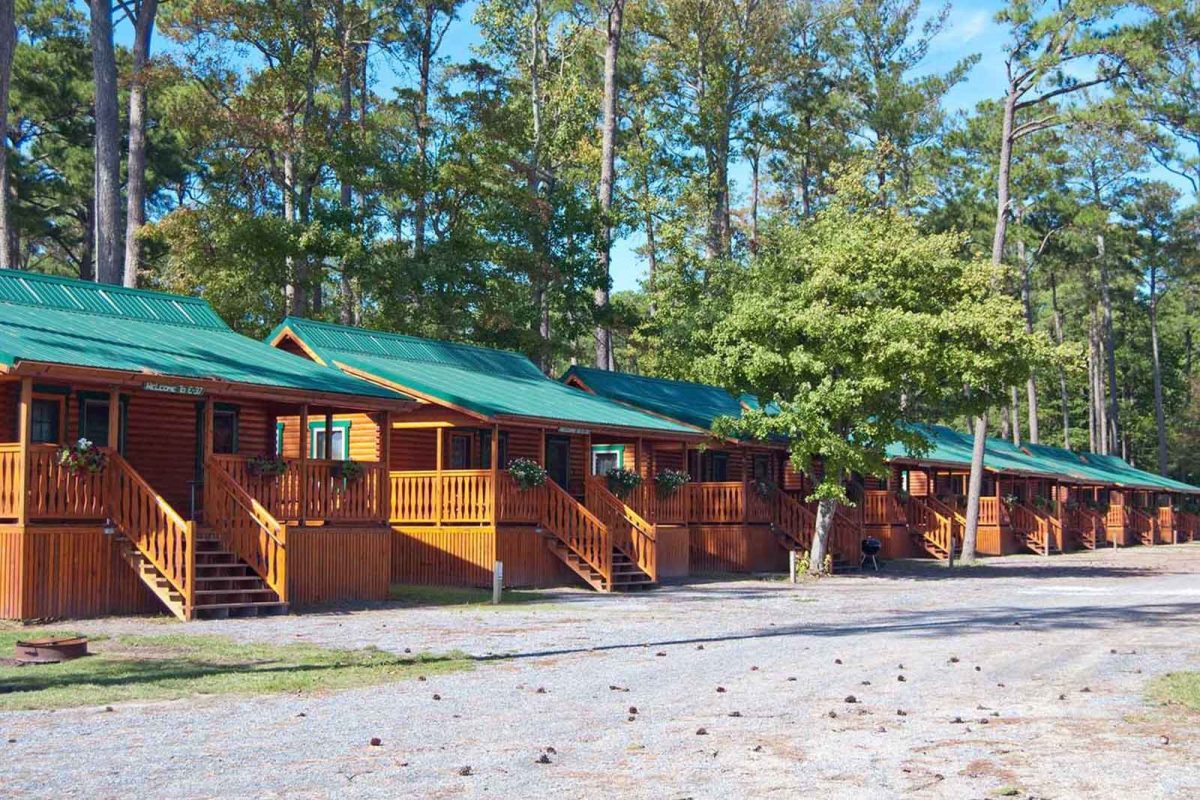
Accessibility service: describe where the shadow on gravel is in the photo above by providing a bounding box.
[852,560,1169,582]
[475,601,1200,661]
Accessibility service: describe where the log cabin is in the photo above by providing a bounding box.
[268,317,758,591]
[561,365,863,570]
[560,365,1200,563]
[0,270,415,621]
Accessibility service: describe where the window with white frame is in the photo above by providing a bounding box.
[309,421,351,460]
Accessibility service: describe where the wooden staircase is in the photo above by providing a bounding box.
[536,479,656,593]
[903,495,961,560]
[120,532,287,619]
[1129,508,1158,546]
[1073,507,1108,549]
[1009,503,1062,555]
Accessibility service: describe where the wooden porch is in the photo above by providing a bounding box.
[0,374,397,621]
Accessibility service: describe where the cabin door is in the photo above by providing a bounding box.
[545,435,571,490]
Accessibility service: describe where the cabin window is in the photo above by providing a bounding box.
[212,409,239,455]
[752,454,770,481]
[449,433,473,469]
[703,451,729,482]
[78,394,125,452]
[592,445,624,476]
[309,420,351,460]
[480,430,509,469]
[31,397,63,444]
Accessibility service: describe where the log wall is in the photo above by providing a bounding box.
[655,524,690,578]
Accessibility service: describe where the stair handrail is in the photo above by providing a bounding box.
[908,495,959,559]
[205,457,287,602]
[772,491,815,551]
[1127,506,1156,544]
[585,477,656,582]
[542,479,612,587]
[105,451,196,617]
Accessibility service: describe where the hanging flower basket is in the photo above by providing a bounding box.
[1002,494,1019,509]
[247,455,289,478]
[606,468,643,499]
[507,458,547,491]
[57,438,107,475]
[332,459,364,482]
[654,468,690,498]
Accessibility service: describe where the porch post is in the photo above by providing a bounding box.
[584,433,592,480]
[201,397,214,461]
[298,404,309,527]
[323,412,334,461]
[742,448,751,525]
[537,428,546,466]
[434,427,443,527]
[379,411,393,524]
[16,377,31,526]
[489,423,499,527]
[107,389,121,452]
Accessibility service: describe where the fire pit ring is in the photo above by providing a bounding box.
[14,636,89,664]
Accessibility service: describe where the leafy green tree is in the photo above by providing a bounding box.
[700,161,1052,571]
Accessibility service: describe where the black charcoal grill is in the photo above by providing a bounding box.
[860,537,882,571]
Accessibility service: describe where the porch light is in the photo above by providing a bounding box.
[102,518,116,537]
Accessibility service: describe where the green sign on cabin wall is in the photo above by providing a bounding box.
[143,381,205,396]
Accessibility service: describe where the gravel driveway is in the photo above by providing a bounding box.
[4,545,1200,799]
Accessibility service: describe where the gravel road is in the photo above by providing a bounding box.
[4,545,1200,799]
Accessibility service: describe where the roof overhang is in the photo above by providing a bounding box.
[6,360,412,413]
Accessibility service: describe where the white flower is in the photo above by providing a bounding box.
[77,438,92,449]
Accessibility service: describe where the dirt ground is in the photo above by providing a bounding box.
[4,545,1200,799]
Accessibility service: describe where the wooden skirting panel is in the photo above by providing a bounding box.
[689,525,787,574]
[392,526,495,588]
[4,524,160,620]
[656,525,690,578]
[975,525,1019,556]
[867,524,917,560]
[496,525,577,588]
[0,524,22,618]
[288,526,391,609]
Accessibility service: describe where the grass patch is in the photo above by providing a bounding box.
[1148,672,1200,712]
[388,584,552,607]
[0,629,469,711]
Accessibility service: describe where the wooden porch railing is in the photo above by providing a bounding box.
[773,491,815,550]
[906,495,960,560]
[213,455,386,525]
[0,443,20,518]
[1128,507,1157,545]
[1178,511,1200,542]
[496,473,544,524]
[688,482,745,523]
[390,469,491,524]
[107,452,196,617]
[1157,506,1176,543]
[1074,507,1108,547]
[829,506,861,561]
[205,457,287,602]
[26,444,106,519]
[585,477,656,582]
[1106,504,1129,545]
[543,479,611,586]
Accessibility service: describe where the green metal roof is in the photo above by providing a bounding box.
[270,318,702,434]
[886,424,1060,478]
[562,365,755,431]
[0,270,402,401]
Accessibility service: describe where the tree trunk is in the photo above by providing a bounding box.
[964,87,1017,554]
[413,1,433,258]
[1051,269,1069,448]
[1018,237,1039,442]
[808,497,837,574]
[528,0,551,369]
[593,0,623,371]
[122,0,158,288]
[90,0,121,285]
[748,145,761,254]
[960,414,988,563]
[1149,277,1168,475]
[337,3,355,324]
[1097,232,1120,450]
[0,0,15,270]
[1009,385,1021,446]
